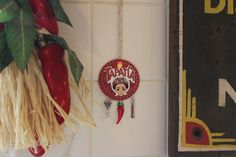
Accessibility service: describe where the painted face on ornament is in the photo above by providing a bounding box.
[112,77,129,96]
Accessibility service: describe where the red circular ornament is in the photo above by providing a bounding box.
[99,59,140,101]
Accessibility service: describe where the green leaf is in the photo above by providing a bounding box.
[48,0,72,27]
[0,31,6,52]
[68,50,83,86]
[0,0,20,22]
[0,48,13,72]
[15,0,29,6]
[5,6,36,71]
[42,34,83,86]
[43,34,69,49]
[0,31,13,72]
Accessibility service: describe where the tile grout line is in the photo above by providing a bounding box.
[61,0,167,7]
[84,80,168,84]
[89,0,94,157]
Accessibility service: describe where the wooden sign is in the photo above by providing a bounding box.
[169,0,236,156]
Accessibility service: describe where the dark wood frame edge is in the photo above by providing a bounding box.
[168,0,179,156]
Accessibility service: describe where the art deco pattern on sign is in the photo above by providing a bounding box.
[178,0,236,152]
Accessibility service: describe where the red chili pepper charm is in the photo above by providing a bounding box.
[0,23,4,32]
[28,0,58,35]
[38,43,70,124]
[29,145,45,157]
[116,102,124,124]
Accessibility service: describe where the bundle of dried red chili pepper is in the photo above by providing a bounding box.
[27,1,69,156]
[28,43,72,156]
[29,0,58,35]
[0,0,96,154]
[38,43,71,124]
[27,0,57,155]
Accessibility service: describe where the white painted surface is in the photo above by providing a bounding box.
[0,0,168,157]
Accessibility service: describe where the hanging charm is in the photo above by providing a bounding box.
[99,59,140,124]
[116,101,124,124]
[131,96,135,118]
[104,98,112,117]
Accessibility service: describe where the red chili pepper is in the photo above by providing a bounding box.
[38,43,70,124]
[29,145,45,157]
[116,102,124,124]
[0,23,4,32]
[28,0,58,35]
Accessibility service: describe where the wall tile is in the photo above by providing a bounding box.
[43,130,76,157]
[70,82,93,157]
[69,127,91,157]
[92,4,120,80]
[61,0,89,2]
[91,82,167,157]
[60,3,91,80]
[61,0,166,5]
[44,83,93,157]
[92,4,167,82]
[123,5,167,81]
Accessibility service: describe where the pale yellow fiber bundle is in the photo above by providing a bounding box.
[0,54,95,152]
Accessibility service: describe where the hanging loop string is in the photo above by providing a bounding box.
[118,0,123,58]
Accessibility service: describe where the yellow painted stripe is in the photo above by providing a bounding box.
[192,97,196,118]
[211,133,225,137]
[182,70,187,118]
[182,70,187,145]
[212,138,236,143]
[187,88,191,117]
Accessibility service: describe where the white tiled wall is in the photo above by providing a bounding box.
[55,0,169,157]
[0,0,169,157]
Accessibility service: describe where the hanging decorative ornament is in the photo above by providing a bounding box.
[98,0,140,124]
[99,59,140,101]
[98,59,140,124]
[104,98,112,117]
[131,96,135,118]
